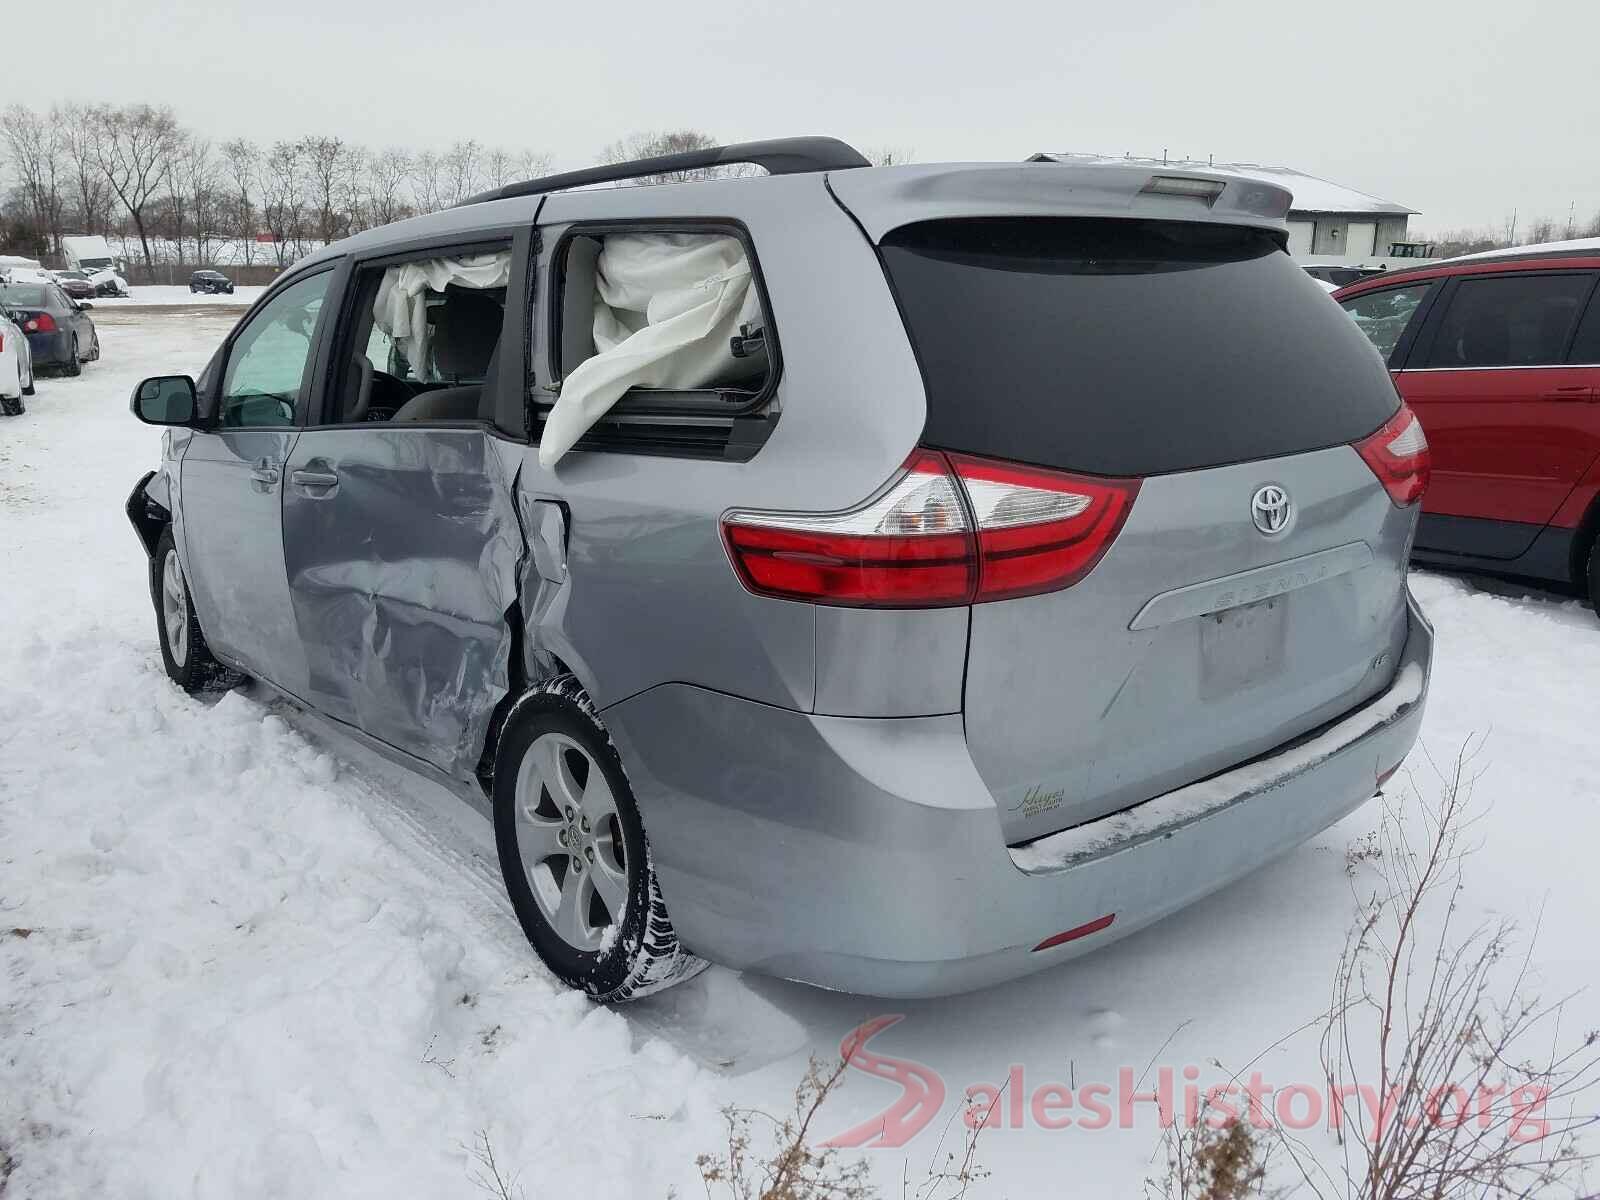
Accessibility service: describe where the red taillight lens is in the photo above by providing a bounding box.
[1355,404,1430,506]
[722,450,1140,608]
[723,450,975,607]
[950,454,1141,602]
[24,312,55,333]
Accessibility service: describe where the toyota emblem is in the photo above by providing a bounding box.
[1251,484,1293,536]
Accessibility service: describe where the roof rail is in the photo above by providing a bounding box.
[453,136,871,207]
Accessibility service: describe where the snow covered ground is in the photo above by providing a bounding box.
[91,284,266,308]
[3,310,1598,1198]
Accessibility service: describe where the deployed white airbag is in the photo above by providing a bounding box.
[373,252,510,372]
[539,234,763,466]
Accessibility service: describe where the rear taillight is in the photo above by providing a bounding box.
[722,450,1140,608]
[948,453,1140,601]
[1355,404,1430,506]
[24,312,55,333]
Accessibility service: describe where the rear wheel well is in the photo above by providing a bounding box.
[1571,496,1600,596]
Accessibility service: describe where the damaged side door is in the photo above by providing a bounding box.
[279,235,531,784]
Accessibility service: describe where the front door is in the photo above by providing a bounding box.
[1396,270,1600,557]
[180,270,333,691]
[280,242,524,781]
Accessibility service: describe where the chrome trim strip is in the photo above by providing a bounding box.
[1128,541,1373,631]
[1398,364,1600,373]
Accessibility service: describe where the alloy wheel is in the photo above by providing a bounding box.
[513,732,630,952]
[161,550,189,666]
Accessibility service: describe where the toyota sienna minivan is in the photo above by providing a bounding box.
[126,138,1433,1001]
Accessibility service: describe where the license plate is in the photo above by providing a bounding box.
[1199,596,1287,697]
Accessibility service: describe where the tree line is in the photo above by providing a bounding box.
[0,101,563,268]
[0,105,913,273]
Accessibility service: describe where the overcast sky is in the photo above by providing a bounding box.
[9,0,1598,234]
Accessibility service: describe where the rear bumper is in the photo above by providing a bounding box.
[26,330,72,365]
[604,588,1433,998]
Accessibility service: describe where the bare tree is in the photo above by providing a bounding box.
[410,149,445,214]
[300,135,354,244]
[55,103,112,237]
[179,137,222,264]
[513,149,553,181]
[1,105,67,255]
[260,139,304,266]
[220,138,261,265]
[366,147,413,227]
[598,129,749,185]
[441,139,483,207]
[865,145,916,166]
[91,103,183,267]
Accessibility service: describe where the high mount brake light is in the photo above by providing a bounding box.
[722,450,1141,608]
[1355,405,1430,506]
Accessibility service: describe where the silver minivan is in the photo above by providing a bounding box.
[127,138,1433,1001]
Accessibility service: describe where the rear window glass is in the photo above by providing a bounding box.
[879,218,1401,477]
[1420,273,1596,368]
[0,284,50,307]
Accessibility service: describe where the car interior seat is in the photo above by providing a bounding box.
[394,287,502,422]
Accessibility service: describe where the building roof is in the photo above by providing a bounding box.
[1028,153,1416,217]
[1448,235,1600,263]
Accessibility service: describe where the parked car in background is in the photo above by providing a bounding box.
[87,266,131,297]
[53,269,99,300]
[0,281,100,376]
[189,269,234,294]
[1334,238,1600,615]
[2,266,58,286]
[1304,264,1384,288]
[1,300,37,415]
[126,140,1432,1003]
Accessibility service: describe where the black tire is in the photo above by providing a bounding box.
[0,395,22,417]
[61,339,81,377]
[87,331,101,362]
[150,527,243,694]
[493,675,706,1002]
[1586,532,1600,620]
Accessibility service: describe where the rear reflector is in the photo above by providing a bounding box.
[723,450,1140,608]
[1032,913,1117,952]
[1355,404,1430,506]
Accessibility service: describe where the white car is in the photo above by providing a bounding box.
[1,301,37,415]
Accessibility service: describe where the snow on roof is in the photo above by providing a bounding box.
[1447,235,1600,263]
[1029,153,1416,217]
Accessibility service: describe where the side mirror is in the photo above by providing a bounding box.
[131,375,199,426]
[78,301,93,310]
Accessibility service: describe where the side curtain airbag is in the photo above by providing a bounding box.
[538,234,762,466]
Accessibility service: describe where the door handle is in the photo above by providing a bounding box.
[289,469,340,495]
[1539,385,1596,402]
[248,464,280,486]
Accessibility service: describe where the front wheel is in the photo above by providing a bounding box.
[151,527,242,693]
[87,331,101,362]
[493,676,706,1002]
[1586,532,1600,620]
[61,339,81,377]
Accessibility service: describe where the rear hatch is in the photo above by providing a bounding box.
[857,201,1416,844]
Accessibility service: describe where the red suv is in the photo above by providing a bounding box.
[1334,243,1600,614]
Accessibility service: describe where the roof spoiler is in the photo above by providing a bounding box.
[454,136,871,208]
